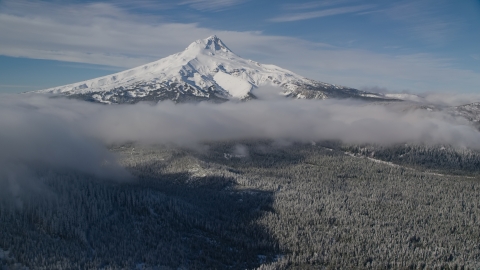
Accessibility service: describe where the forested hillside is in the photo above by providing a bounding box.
[1,141,480,269]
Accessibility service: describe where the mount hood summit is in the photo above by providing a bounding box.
[35,35,392,104]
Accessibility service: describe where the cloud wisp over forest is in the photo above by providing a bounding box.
[1,92,480,205]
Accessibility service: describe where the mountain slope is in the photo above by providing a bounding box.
[35,35,395,104]
[447,102,480,130]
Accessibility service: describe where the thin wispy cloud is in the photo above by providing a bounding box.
[0,85,36,88]
[58,63,123,72]
[269,4,375,22]
[179,0,248,12]
[282,0,359,11]
[382,0,460,44]
[111,0,173,11]
[0,85,39,94]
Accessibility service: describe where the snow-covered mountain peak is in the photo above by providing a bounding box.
[34,35,392,104]
[185,35,233,56]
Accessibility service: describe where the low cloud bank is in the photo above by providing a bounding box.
[0,94,131,207]
[1,92,480,205]
[420,93,480,107]
[78,98,479,148]
[362,87,480,107]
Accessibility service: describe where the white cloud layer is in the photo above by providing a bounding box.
[1,93,480,205]
[0,0,479,93]
[2,93,480,149]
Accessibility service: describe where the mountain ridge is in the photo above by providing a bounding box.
[35,35,394,104]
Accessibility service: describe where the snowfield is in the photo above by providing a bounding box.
[213,71,252,99]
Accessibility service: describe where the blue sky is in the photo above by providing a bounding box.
[0,0,479,94]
